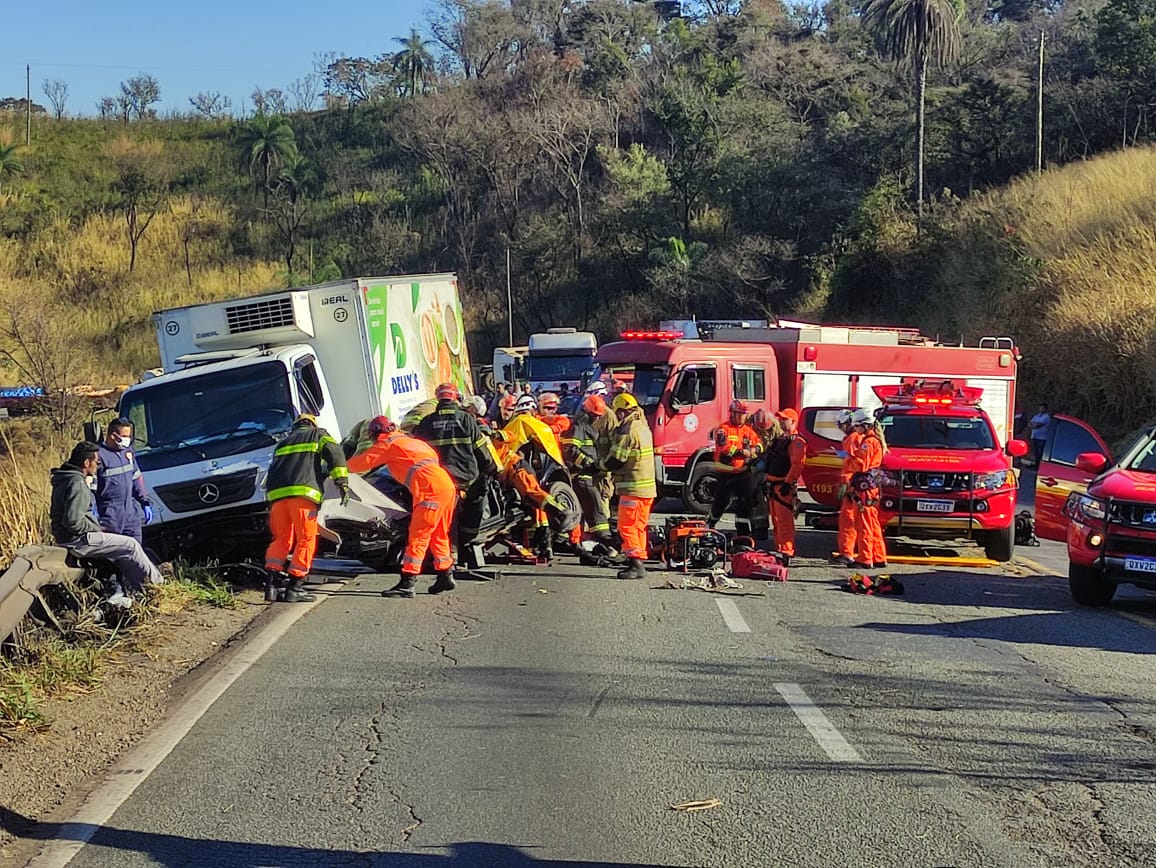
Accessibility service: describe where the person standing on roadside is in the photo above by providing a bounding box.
[95,418,153,544]
[763,408,806,561]
[600,392,656,580]
[707,401,761,531]
[833,409,861,567]
[849,408,888,570]
[1028,403,1052,467]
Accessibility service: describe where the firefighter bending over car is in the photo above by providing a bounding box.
[348,416,458,598]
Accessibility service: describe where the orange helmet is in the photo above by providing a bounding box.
[368,415,397,438]
[749,409,771,431]
[582,394,607,416]
[499,394,517,411]
[729,400,749,415]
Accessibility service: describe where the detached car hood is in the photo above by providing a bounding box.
[1089,468,1156,501]
[882,447,1011,475]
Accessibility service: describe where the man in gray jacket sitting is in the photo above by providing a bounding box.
[50,441,164,607]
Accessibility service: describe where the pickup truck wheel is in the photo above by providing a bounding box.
[983,524,1015,562]
[1069,562,1117,606]
[683,462,719,516]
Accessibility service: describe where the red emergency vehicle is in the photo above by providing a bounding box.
[595,323,1023,519]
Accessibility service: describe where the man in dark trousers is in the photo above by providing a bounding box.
[95,418,153,543]
[414,383,497,560]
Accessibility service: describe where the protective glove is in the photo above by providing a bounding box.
[337,480,351,506]
[778,482,795,497]
[142,504,154,525]
[837,483,848,501]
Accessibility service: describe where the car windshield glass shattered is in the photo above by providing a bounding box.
[880,413,995,450]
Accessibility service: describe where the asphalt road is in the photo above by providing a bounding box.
[23,504,1156,868]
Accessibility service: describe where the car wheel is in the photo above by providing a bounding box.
[546,480,582,534]
[983,524,1015,562]
[1069,562,1117,606]
[682,461,720,516]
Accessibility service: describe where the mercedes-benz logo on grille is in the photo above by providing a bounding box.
[198,483,221,504]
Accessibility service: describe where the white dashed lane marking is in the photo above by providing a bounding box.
[775,682,864,763]
[715,598,751,633]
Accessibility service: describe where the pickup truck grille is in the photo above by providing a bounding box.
[1109,502,1156,530]
[901,471,972,493]
[153,469,259,514]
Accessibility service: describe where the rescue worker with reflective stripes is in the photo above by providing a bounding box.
[598,392,656,580]
[707,400,762,530]
[763,408,806,560]
[414,383,497,554]
[849,408,888,569]
[348,416,457,598]
[400,396,439,433]
[493,404,571,559]
[833,409,862,566]
[264,413,349,602]
[95,418,152,544]
[562,392,617,544]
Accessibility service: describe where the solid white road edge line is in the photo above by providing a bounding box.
[25,584,341,868]
[715,598,751,633]
[775,682,863,763]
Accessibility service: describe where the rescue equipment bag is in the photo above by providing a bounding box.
[730,550,789,582]
[1015,510,1040,546]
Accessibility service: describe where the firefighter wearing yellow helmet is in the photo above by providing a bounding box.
[599,390,655,579]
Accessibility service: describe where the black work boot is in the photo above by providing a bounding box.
[382,575,417,598]
[265,570,288,602]
[428,570,457,595]
[616,558,647,580]
[531,526,553,561]
[282,578,316,603]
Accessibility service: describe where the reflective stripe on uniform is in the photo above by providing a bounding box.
[404,459,437,488]
[101,463,135,477]
[416,499,440,510]
[428,437,474,447]
[275,442,322,456]
[330,466,349,480]
[267,484,322,503]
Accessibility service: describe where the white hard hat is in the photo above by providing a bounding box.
[514,394,537,414]
[468,395,487,415]
[836,409,853,426]
[851,408,873,427]
[585,380,608,396]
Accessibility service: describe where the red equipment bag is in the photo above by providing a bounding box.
[730,550,789,582]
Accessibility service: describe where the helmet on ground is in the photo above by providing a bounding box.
[612,392,640,413]
[836,409,854,426]
[851,408,873,427]
[468,395,488,415]
[368,415,397,438]
[538,392,560,412]
[585,380,608,396]
[435,383,460,402]
[776,408,799,423]
[499,394,518,411]
[515,394,538,415]
[729,400,749,415]
[294,413,318,428]
[582,394,607,416]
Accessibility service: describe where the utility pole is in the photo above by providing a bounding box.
[506,245,514,347]
[25,64,31,146]
[1036,31,1045,175]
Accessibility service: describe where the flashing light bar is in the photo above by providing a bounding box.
[874,380,985,406]
[621,330,684,341]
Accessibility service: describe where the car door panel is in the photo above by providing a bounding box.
[801,406,854,508]
[1034,415,1111,541]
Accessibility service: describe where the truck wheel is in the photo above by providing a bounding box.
[683,462,719,516]
[546,480,582,534]
[983,524,1015,562]
[1069,562,1117,606]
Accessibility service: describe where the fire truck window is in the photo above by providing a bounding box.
[732,367,766,402]
[1048,420,1104,467]
[674,368,716,406]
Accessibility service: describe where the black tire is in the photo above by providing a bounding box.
[546,480,582,534]
[1069,562,1117,606]
[983,524,1015,562]
[683,461,722,516]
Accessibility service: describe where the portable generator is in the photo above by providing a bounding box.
[662,516,728,572]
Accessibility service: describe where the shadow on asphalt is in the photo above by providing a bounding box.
[2,807,677,868]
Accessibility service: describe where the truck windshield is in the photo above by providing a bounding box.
[594,364,670,409]
[1123,431,1156,473]
[120,361,294,471]
[525,354,596,382]
[880,413,996,450]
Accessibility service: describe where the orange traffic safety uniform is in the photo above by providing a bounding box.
[348,431,457,576]
[540,413,572,452]
[708,422,761,526]
[837,430,863,562]
[850,429,887,567]
[765,433,806,557]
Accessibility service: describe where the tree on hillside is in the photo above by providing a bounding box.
[120,73,161,120]
[0,139,24,193]
[863,0,963,219]
[190,91,232,119]
[393,28,435,97]
[238,114,298,208]
[266,152,317,277]
[97,97,117,120]
[42,78,69,119]
[1094,0,1156,146]
[107,137,169,271]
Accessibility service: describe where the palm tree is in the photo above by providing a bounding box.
[238,114,297,207]
[863,0,963,219]
[392,28,434,98]
[0,141,24,193]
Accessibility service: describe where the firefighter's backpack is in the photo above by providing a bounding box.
[730,550,789,582]
[1015,510,1040,546]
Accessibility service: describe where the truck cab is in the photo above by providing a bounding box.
[526,329,597,393]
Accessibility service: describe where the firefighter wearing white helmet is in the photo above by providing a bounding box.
[514,393,538,416]
[848,407,888,569]
[597,392,656,579]
[833,408,863,566]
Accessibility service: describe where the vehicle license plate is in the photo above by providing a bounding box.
[916,500,953,514]
[1124,557,1156,574]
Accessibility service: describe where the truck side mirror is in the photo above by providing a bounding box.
[1006,439,1028,458]
[83,421,102,443]
[1075,452,1109,474]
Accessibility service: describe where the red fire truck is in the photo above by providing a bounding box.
[594,322,1023,529]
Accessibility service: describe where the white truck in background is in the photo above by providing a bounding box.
[525,328,598,393]
[111,274,472,561]
[492,345,528,386]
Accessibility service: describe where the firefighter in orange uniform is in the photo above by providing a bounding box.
[834,409,862,566]
[849,408,888,569]
[537,392,572,449]
[763,408,806,559]
[707,400,761,529]
[348,416,458,598]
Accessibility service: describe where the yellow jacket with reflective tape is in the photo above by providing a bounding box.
[607,410,656,499]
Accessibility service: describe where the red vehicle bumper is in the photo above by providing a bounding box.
[1067,515,1156,584]
[877,488,1017,537]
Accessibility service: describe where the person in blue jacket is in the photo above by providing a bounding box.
[96,418,153,543]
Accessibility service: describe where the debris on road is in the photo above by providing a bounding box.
[670,798,722,812]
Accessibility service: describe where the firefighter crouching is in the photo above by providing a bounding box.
[833,409,862,567]
[494,396,569,559]
[707,400,762,533]
[598,392,656,580]
[561,389,617,546]
[763,408,806,560]
[849,408,888,569]
[348,416,458,598]
[264,413,349,602]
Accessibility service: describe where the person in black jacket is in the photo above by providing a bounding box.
[50,441,164,607]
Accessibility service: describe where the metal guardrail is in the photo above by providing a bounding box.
[0,545,86,644]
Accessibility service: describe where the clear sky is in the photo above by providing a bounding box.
[1,0,431,117]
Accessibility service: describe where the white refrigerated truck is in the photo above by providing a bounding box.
[114,274,473,561]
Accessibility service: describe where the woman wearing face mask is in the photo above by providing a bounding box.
[95,418,154,544]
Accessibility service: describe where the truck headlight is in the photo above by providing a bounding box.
[975,470,1015,491]
[1069,493,1105,523]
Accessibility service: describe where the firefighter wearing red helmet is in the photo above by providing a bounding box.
[763,407,806,560]
[707,400,762,530]
[348,416,458,597]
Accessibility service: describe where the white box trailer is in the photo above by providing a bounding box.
[118,274,472,561]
